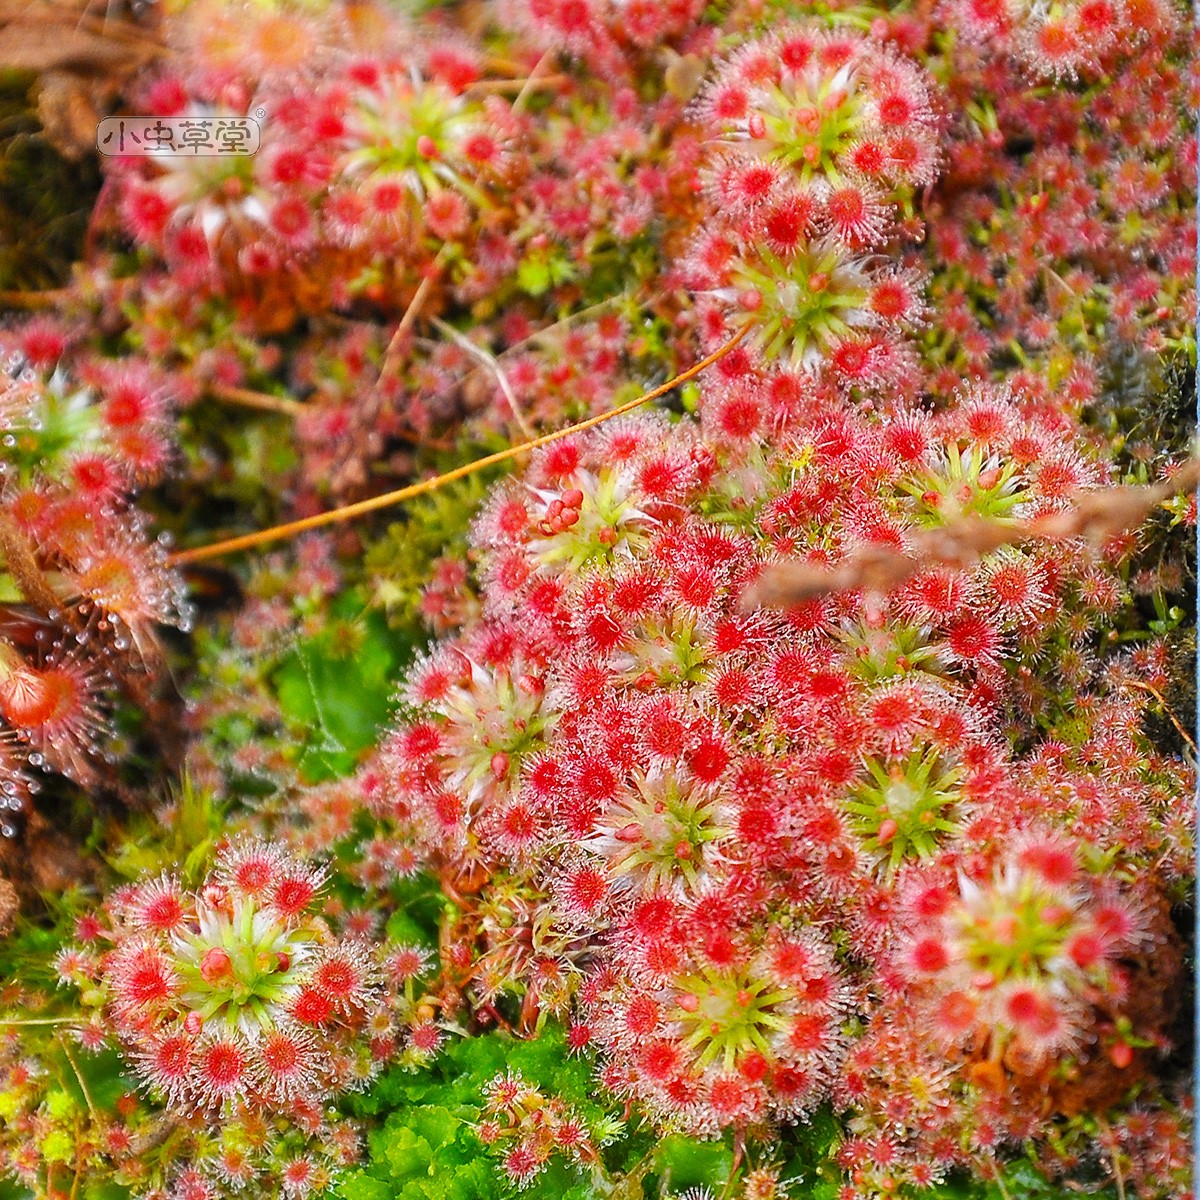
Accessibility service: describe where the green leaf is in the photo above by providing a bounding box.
[338,1173,393,1200]
[343,1027,650,1199]
[271,606,415,780]
[441,1159,501,1200]
[405,1105,462,1152]
[383,1126,436,1181]
[651,1133,732,1191]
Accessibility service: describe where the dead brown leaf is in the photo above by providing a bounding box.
[0,0,164,158]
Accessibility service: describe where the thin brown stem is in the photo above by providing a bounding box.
[0,1016,79,1026]
[380,253,449,383]
[61,1039,98,1121]
[1126,679,1198,756]
[168,326,750,565]
[0,290,69,311]
[513,49,556,113]
[208,383,303,418]
[484,55,534,75]
[720,1130,745,1200]
[69,1136,83,1200]
[466,75,569,95]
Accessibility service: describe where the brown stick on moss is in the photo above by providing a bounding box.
[208,383,303,418]
[170,325,751,565]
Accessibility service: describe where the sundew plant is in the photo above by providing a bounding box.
[0,2,1195,1200]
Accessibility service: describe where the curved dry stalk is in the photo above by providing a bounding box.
[0,510,64,613]
[60,1038,98,1120]
[466,75,569,95]
[208,383,303,418]
[1125,679,1198,756]
[513,48,556,112]
[431,315,534,441]
[168,326,750,565]
[380,250,451,383]
[0,1016,80,1026]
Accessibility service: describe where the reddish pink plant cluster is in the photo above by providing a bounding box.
[941,0,1180,80]
[500,0,705,75]
[477,1070,600,1187]
[113,60,511,306]
[366,379,1189,1170]
[69,0,720,506]
[0,326,185,802]
[915,5,1195,402]
[900,837,1145,1064]
[57,842,390,1115]
[0,1020,362,1200]
[686,26,936,390]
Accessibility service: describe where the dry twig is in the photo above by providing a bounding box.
[169,327,750,565]
[741,459,1200,611]
[208,383,303,419]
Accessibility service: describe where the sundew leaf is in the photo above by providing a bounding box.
[517,255,553,296]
